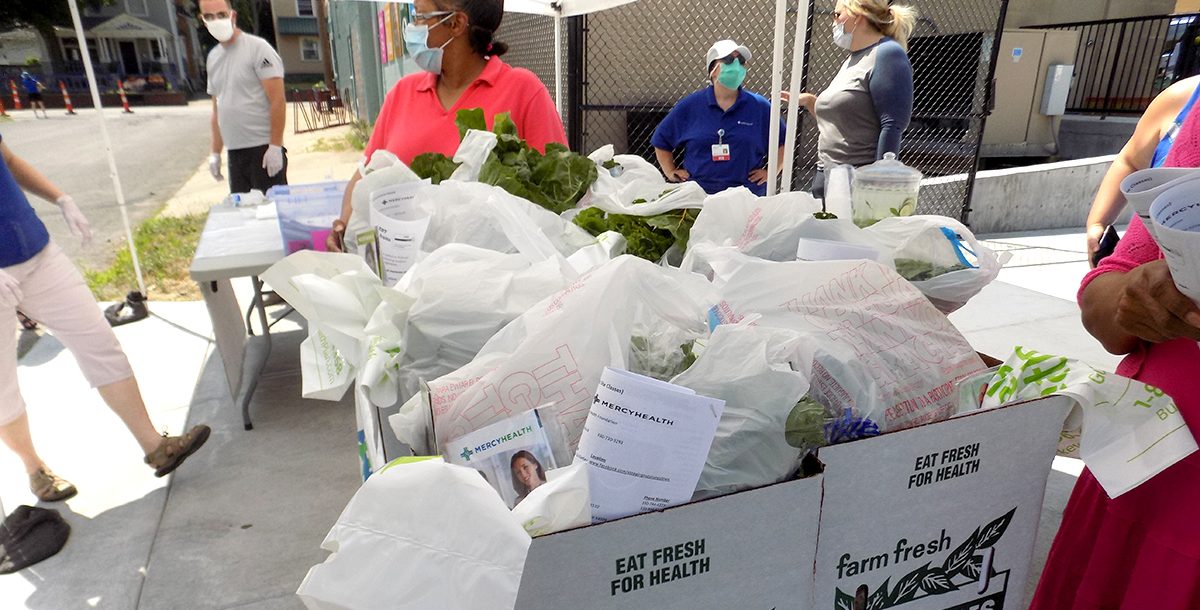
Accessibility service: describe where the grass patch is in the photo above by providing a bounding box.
[85,213,208,302]
[347,119,370,151]
[305,119,370,153]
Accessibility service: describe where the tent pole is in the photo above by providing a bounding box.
[67,0,147,296]
[766,0,787,196]
[781,0,810,193]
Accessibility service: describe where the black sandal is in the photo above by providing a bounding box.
[103,291,149,327]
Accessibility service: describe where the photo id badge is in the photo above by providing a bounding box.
[711,143,731,162]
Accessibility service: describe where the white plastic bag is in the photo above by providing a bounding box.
[865,215,1005,313]
[583,148,709,216]
[510,462,591,537]
[261,251,383,401]
[389,255,717,457]
[416,181,596,258]
[708,258,987,434]
[366,244,580,411]
[681,188,823,274]
[449,129,499,182]
[980,347,1198,497]
[297,459,531,610]
[348,150,422,255]
[671,324,813,499]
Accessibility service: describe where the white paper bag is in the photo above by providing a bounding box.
[980,347,1198,497]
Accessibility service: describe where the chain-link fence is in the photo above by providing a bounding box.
[501,0,1008,224]
[495,13,567,133]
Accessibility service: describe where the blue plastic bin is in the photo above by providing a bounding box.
[269,181,348,254]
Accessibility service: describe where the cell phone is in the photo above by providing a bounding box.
[1091,225,1119,267]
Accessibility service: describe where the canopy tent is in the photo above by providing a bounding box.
[331,0,639,114]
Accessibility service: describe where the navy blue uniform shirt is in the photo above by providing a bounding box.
[652,87,784,197]
[0,134,50,267]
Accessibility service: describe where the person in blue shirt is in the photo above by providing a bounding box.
[19,71,47,119]
[0,134,210,502]
[651,40,785,197]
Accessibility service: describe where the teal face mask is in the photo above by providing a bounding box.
[716,61,747,90]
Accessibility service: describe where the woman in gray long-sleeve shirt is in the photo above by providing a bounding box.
[794,0,917,195]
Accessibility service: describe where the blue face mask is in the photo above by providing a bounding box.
[716,60,747,90]
[404,13,456,74]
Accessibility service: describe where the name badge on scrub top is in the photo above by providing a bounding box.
[711,129,730,162]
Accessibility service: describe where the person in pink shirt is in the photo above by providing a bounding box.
[326,0,566,251]
[1028,101,1200,609]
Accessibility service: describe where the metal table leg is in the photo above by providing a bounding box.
[239,275,274,430]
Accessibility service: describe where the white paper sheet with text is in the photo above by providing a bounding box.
[574,367,724,523]
[369,181,429,286]
[1150,179,1200,303]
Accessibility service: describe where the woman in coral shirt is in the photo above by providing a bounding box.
[326,0,565,251]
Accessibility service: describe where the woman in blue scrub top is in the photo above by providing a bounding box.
[651,40,784,197]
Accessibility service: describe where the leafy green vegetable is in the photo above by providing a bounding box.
[629,336,698,381]
[455,107,487,139]
[894,258,967,282]
[785,396,828,450]
[573,207,691,262]
[601,159,619,170]
[813,211,838,220]
[410,152,459,184]
[409,109,598,214]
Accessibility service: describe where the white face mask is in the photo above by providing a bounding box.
[833,19,855,50]
[206,18,235,43]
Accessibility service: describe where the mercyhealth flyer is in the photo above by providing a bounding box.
[446,409,558,508]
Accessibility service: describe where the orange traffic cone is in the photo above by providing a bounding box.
[8,81,21,110]
[59,81,76,115]
[117,80,133,114]
[0,97,7,117]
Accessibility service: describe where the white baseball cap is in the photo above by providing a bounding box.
[706,40,752,69]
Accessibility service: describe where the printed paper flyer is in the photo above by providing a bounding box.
[446,409,558,508]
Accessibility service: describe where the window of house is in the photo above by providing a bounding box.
[150,39,163,61]
[301,38,321,62]
[297,0,315,16]
[125,0,150,16]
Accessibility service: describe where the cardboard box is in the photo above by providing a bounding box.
[515,394,1071,609]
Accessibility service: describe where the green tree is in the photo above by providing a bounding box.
[0,0,112,73]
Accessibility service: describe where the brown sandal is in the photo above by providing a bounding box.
[29,468,77,503]
[144,425,211,478]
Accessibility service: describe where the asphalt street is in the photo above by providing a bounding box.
[2,103,211,271]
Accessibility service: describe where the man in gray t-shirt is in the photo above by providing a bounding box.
[199,0,288,194]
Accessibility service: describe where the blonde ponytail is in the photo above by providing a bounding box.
[841,0,919,51]
[883,4,917,50]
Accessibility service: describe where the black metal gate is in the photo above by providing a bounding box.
[497,0,1009,225]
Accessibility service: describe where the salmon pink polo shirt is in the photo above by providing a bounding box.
[364,56,567,165]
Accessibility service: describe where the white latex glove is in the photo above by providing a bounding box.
[262,144,284,177]
[0,269,21,309]
[56,195,92,244]
[209,153,224,181]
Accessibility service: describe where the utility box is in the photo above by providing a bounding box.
[1041,64,1074,116]
[982,29,1081,157]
